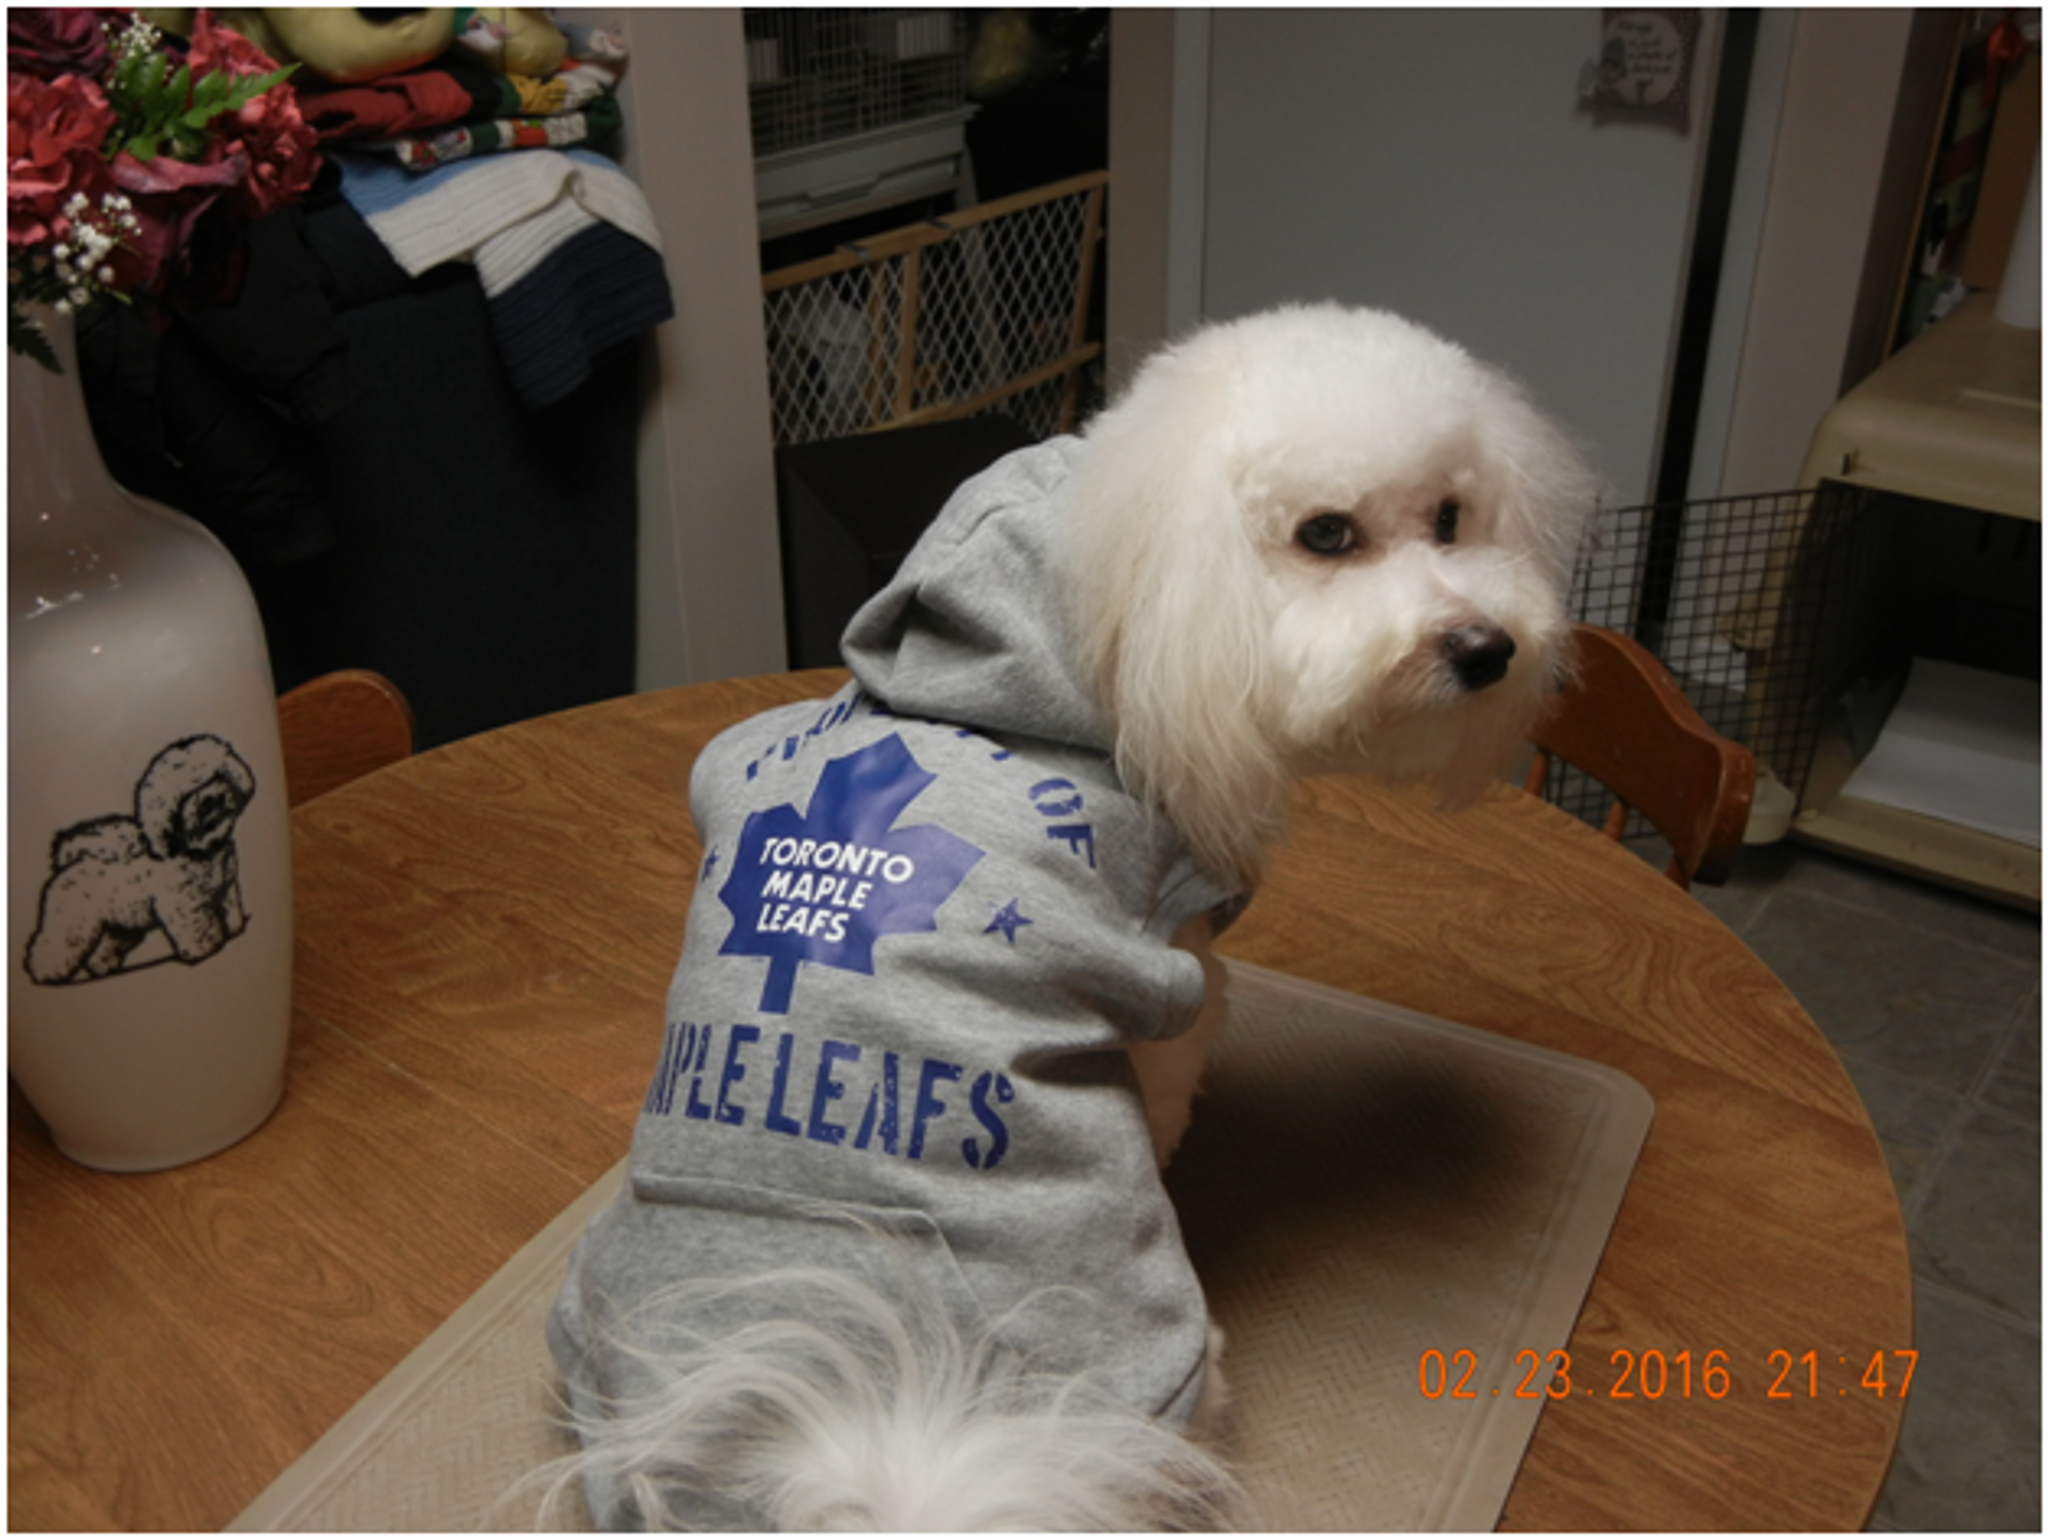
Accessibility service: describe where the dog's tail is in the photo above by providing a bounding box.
[529,1266,1236,1532]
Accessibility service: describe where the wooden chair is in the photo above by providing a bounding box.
[1524,623,1755,889]
[277,669,415,807]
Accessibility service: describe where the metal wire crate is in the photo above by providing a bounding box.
[1538,483,1903,854]
[761,170,1107,445]
[745,9,966,159]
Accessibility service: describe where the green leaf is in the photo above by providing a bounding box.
[107,40,143,96]
[9,305,62,373]
[236,64,297,101]
[95,30,307,168]
[130,53,171,113]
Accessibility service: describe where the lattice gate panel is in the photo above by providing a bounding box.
[762,171,1106,445]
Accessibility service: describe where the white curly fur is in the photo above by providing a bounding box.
[1061,303,1596,886]
[527,1265,1238,1533]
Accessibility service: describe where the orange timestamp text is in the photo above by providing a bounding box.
[1418,1347,1917,1402]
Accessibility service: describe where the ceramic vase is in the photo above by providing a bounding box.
[8,314,294,1171]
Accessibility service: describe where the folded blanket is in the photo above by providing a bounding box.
[304,22,629,172]
[299,54,503,142]
[336,148,673,408]
[385,95,624,172]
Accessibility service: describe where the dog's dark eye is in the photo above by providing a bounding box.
[1296,513,1358,557]
[1435,499,1462,544]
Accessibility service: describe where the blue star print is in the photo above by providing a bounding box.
[984,899,1033,944]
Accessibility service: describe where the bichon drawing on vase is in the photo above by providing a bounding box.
[24,734,257,985]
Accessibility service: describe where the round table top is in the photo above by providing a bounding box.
[8,672,1911,1531]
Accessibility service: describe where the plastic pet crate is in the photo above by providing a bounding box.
[744,8,966,159]
[1539,483,1908,860]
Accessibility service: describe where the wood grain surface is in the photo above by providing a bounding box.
[8,672,1910,1531]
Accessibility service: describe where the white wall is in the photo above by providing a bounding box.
[606,8,786,688]
[1194,9,1716,507]
[1110,9,1917,511]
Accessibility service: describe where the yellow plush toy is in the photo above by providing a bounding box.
[140,8,566,85]
[455,7,569,79]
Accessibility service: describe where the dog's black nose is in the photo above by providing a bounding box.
[1444,625,1516,691]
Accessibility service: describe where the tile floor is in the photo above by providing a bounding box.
[1662,838,2041,1532]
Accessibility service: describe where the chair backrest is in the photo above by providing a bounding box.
[277,669,415,807]
[1525,624,1755,888]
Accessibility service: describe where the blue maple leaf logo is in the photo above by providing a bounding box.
[716,734,982,1013]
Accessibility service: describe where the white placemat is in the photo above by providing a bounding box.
[231,961,1651,1531]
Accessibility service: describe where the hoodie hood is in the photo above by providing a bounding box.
[841,436,1111,753]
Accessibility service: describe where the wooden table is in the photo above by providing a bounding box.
[9,673,1912,1531]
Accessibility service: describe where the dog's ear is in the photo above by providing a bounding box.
[1477,380,1598,600]
[1059,370,1286,888]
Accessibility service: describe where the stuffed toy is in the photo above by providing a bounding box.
[452,6,568,78]
[139,8,566,84]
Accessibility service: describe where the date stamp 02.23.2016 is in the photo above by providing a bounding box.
[1418,1347,1917,1403]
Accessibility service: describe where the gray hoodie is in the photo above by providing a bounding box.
[548,438,1245,1526]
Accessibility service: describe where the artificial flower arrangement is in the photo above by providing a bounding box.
[7,7,321,368]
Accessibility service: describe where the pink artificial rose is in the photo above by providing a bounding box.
[7,7,113,82]
[106,145,243,293]
[229,85,322,215]
[186,5,278,78]
[186,8,321,216]
[7,70,116,251]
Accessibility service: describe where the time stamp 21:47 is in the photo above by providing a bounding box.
[1419,1347,1918,1402]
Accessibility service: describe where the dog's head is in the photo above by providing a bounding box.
[1059,304,1596,885]
[136,735,256,861]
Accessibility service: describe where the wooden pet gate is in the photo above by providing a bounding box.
[761,169,1108,445]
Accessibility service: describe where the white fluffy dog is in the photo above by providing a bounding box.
[541,303,1595,1530]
